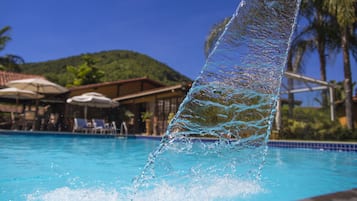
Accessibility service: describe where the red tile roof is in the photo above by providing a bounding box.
[0,71,44,87]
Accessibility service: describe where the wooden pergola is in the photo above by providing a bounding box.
[275,72,337,131]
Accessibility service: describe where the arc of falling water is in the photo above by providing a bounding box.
[132,0,301,196]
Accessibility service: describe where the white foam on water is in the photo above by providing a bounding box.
[26,177,263,201]
[26,187,121,201]
[133,177,263,201]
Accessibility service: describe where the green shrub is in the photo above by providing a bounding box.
[277,106,356,141]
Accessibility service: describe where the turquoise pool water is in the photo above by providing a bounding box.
[0,134,356,201]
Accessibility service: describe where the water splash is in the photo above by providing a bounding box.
[27,187,120,201]
[27,178,263,201]
[133,0,301,199]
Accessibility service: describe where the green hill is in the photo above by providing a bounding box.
[20,50,191,86]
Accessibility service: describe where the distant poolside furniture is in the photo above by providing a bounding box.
[10,112,24,130]
[47,113,59,131]
[22,111,36,130]
[92,119,112,134]
[73,118,91,133]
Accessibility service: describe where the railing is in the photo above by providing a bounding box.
[120,121,128,136]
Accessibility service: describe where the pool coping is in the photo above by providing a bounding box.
[300,188,357,201]
[1,129,356,152]
[133,135,357,152]
[0,129,123,138]
[267,139,357,152]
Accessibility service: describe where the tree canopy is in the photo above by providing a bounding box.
[0,26,24,72]
[66,55,104,87]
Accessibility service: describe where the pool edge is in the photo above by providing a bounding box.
[1,129,356,151]
[299,188,357,201]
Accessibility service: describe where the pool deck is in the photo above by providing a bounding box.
[300,188,357,201]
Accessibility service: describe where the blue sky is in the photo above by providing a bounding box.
[1,0,356,88]
[2,0,238,80]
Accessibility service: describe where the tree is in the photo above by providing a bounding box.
[286,38,310,117]
[292,0,343,108]
[204,17,230,58]
[0,26,11,51]
[203,12,309,118]
[0,26,24,72]
[66,55,104,86]
[323,0,357,130]
[0,54,24,72]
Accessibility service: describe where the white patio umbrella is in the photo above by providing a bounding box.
[6,78,68,129]
[66,92,119,119]
[0,87,44,100]
[6,78,68,94]
[0,87,44,113]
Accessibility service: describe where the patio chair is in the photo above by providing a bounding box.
[92,119,111,134]
[73,118,91,133]
[23,111,36,131]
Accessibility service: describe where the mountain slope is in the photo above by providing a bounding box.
[20,50,191,86]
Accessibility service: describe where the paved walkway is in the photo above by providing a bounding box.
[301,188,357,201]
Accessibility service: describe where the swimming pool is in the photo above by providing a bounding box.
[0,133,356,201]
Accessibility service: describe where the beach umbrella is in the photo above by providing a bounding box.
[6,78,68,129]
[0,87,44,113]
[66,92,119,119]
[0,87,44,100]
[6,78,68,94]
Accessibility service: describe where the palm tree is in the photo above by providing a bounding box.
[204,14,310,118]
[204,17,230,58]
[0,26,11,51]
[286,37,310,117]
[0,54,24,72]
[323,0,357,130]
[300,0,332,81]
[204,1,356,130]
[0,26,24,72]
[292,0,342,108]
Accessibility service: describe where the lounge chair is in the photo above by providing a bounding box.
[92,119,111,134]
[73,118,91,133]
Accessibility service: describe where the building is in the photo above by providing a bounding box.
[67,77,191,135]
[0,71,46,129]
